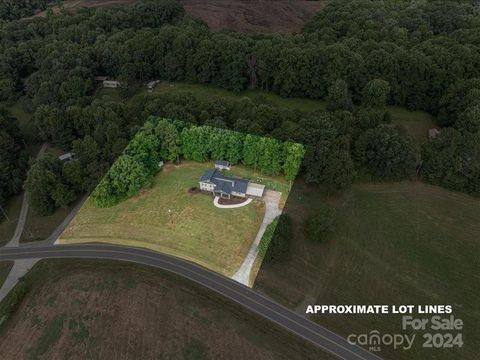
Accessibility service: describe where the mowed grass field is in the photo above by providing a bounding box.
[0,260,333,360]
[254,181,480,360]
[60,161,267,276]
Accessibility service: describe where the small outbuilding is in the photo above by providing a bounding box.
[147,80,160,92]
[59,152,75,162]
[428,128,440,139]
[103,80,121,88]
[214,160,231,171]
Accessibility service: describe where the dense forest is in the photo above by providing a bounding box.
[1,0,479,216]
[0,0,48,21]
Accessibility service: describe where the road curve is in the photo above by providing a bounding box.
[0,244,382,360]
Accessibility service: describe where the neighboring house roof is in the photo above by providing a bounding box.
[215,160,230,167]
[59,152,75,161]
[428,128,440,138]
[199,169,249,195]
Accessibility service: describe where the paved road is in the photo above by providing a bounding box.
[0,195,88,302]
[0,244,382,360]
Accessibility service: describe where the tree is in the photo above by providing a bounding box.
[242,134,261,169]
[305,144,355,191]
[283,142,305,182]
[0,108,28,213]
[258,137,283,176]
[421,129,480,195]
[354,125,415,180]
[455,105,480,134]
[326,80,354,112]
[25,156,64,216]
[305,207,335,243]
[362,79,391,108]
[155,118,181,162]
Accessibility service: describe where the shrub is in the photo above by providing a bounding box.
[305,207,335,243]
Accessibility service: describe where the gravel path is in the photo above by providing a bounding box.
[231,191,281,286]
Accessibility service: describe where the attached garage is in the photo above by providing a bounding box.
[246,183,265,198]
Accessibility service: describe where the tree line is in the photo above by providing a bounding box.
[0,0,47,21]
[1,0,479,215]
[92,118,305,207]
[0,108,28,217]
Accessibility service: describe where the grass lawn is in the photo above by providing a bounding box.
[59,161,268,276]
[254,180,480,360]
[0,259,331,359]
[0,262,13,288]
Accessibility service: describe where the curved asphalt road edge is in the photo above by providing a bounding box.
[0,244,382,360]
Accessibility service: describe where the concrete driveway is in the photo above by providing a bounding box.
[231,190,282,286]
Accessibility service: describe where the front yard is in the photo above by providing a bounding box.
[59,161,271,276]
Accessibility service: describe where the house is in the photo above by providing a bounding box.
[146,80,160,92]
[103,80,121,88]
[214,160,231,170]
[94,76,108,82]
[199,169,265,199]
[428,128,440,139]
[59,152,75,162]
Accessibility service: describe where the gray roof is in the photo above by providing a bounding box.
[215,160,230,167]
[199,169,249,195]
[59,152,75,161]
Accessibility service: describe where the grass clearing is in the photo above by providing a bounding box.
[389,106,438,145]
[154,81,328,112]
[0,259,332,359]
[20,196,84,243]
[0,262,13,288]
[255,180,480,360]
[59,161,278,276]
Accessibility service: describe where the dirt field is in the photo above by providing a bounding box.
[182,0,328,33]
[33,0,328,33]
[0,260,333,360]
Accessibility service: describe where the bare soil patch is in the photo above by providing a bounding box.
[188,186,201,194]
[181,0,328,33]
[218,196,249,205]
[32,0,328,33]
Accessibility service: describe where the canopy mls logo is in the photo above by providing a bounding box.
[347,315,464,352]
[347,330,415,352]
